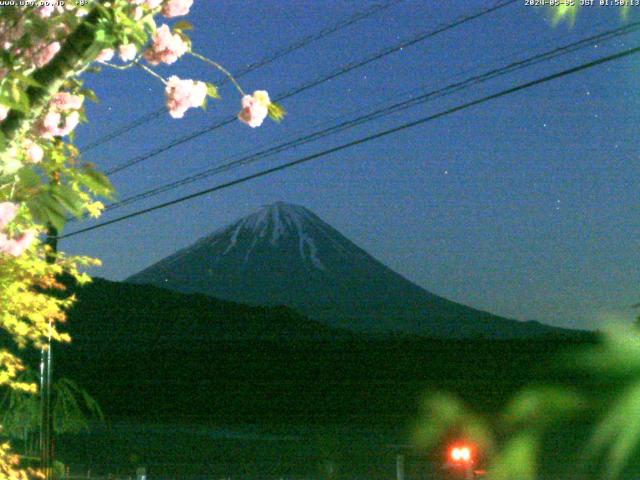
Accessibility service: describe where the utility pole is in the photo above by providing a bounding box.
[41,165,60,479]
[396,453,405,480]
[40,221,56,480]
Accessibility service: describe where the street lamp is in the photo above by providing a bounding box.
[447,443,475,480]
[450,446,471,463]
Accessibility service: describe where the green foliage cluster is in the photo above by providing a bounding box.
[415,328,640,480]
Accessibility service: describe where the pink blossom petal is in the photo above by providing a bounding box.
[165,76,207,119]
[144,24,188,66]
[50,92,84,111]
[96,48,115,63]
[119,44,137,62]
[0,231,34,257]
[0,202,18,231]
[26,143,43,164]
[33,41,60,68]
[162,0,193,17]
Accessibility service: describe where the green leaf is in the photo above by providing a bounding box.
[503,386,583,429]
[268,102,286,122]
[82,88,99,104]
[94,29,107,43]
[588,381,640,480]
[9,82,29,113]
[26,192,67,231]
[13,72,42,88]
[413,393,466,449]
[206,82,219,99]
[16,167,42,191]
[51,185,84,218]
[549,4,578,26]
[78,167,115,199]
[489,433,539,480]
[173,20,193,31]
[571,327,640,377]
[0,153,22,176]
[30,16,50,38]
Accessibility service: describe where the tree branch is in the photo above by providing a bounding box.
[1,2,108,141]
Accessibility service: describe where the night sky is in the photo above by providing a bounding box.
[65,1,640,331]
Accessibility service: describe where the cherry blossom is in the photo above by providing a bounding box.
[119,44,137,62]
[143,24,188,65]
[24,141,43,164]
[162,0,193,18]
[0,231,35,257]
[96,48,115,63]
[38,111,80,139]
[31,42,61,68]
[164,76,207,118]
[238,90,271,128]
[0,202,18,231]
[50,92,84,111]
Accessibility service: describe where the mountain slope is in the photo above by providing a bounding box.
[127,202,574,339]
[64,277,349,346]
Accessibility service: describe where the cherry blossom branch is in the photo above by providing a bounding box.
[136,62,168,85]
[99,60,138,70]
[189,51,246,96]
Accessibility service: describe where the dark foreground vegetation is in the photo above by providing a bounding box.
[36,278,619,479]
[57,278,594,425]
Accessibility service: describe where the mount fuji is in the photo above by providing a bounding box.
[127,202,571,338]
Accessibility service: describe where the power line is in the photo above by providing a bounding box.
[78,0,404,152]
[102,0,518,176]
[59,44,640,240]
[96,21,640,213]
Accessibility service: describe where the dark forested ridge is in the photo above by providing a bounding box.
[54,278,594,425]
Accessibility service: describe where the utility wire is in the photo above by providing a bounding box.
[96,21,640,213]
[102,0,518,176]
[59,44,640,240]
[78,0,404,152]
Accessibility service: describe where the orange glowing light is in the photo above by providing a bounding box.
[450,445,472,463]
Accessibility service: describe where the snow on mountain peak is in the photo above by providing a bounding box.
[221,202,325,269]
